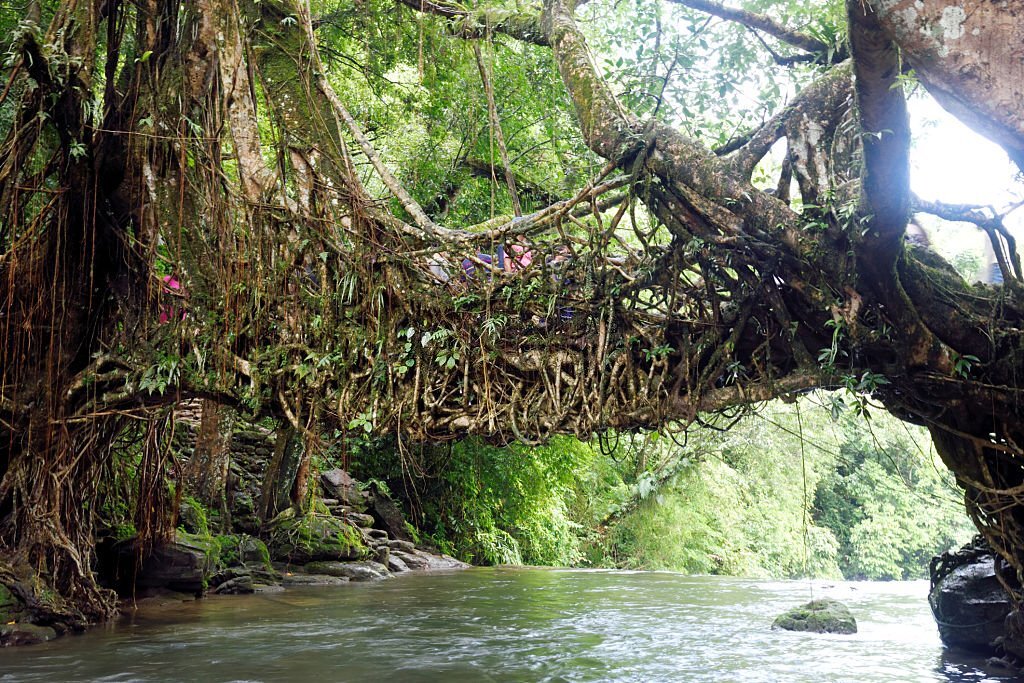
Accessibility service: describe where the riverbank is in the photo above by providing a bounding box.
[0,409,467,647]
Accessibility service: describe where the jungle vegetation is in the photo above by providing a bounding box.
[352,395,974,580]
[0,0,1022,630]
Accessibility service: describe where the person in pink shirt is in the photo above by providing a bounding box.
[506,234,533,272]
[159,274,186,324]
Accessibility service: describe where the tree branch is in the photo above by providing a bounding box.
[394,0,550,46]
[667,0,831,56]
[299,2,443,237]
[542,0,810,261]
[724,62,852,181]
[847,0,910,261]
[913,195,1024,285]
[464,157,560,206]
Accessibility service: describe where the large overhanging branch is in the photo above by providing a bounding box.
[394,0,550,46]
[868,0,1024,173]
[395,0,837,258]
[722,62,852,183]
[542,0,807,255]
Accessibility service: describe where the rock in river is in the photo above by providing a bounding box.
[772,598,857,634]
[302,560,391,582]
[929,536,1014,656]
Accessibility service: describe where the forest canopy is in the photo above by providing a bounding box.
[1,0,1023,627]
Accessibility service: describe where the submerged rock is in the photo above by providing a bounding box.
[387,554,410,573]
[212,576,255,595]
[391,548,469,571]
[281,573,349,587]
[772,598,857,634]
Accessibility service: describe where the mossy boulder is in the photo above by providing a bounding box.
[213,534,272,569]
[266,511,369,564]
[178,497,210,535]
[0,583,25,624]
[125,531,221,594]
[772,598,857,634]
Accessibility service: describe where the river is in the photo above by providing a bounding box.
[0,568,1014,682]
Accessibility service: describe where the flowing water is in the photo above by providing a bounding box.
[0,568,1015,682]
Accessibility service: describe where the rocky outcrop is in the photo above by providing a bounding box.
[321,469,368,509]
[0,409,470,647]
[129,532,222,593]
[929,537,1017,657]
[163,410,468,581]
[367,485,414,542]
[772,598,857,634]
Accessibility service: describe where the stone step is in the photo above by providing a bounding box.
[387,539,416,552]
[344,512,376,529]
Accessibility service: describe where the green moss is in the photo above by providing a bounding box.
[213,534,240,567]
[212,534,273,569]
[266,513,369,564]
[174,531,223,589]
[772,598,857,634]
[179,496,210,536]
[0,583,22,621]
[113,523,137,541]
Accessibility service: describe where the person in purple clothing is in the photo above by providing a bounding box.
[461,245,506,280]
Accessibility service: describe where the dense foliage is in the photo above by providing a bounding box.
[352,395,973,580]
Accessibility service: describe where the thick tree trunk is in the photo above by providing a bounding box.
[259,427,304,523]
[181,401,234,530]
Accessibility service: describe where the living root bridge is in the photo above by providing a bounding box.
[3,0,1024,635]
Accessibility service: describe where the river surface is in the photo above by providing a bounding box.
[0,567,1016,682]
